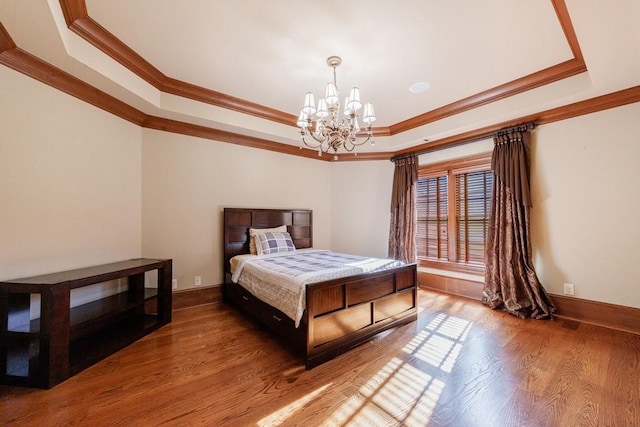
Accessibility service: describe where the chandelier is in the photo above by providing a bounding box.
[297,56,376,160]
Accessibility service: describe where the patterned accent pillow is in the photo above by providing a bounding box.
[255,231,296,255]
[249,225,287,254]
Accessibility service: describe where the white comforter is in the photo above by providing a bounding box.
[231,249,403,327]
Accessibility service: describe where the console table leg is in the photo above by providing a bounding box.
[0,288,8,377]
[40,285,70,388]
[158,261,172,324]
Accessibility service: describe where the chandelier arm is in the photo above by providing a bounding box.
[301,132,331,153]
[301,133,320,149]
[309,130,330,147]
[341,129,373,151]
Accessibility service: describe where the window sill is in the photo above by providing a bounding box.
[418,259,485,275]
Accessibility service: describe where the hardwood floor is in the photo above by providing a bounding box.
[1,289,638,426]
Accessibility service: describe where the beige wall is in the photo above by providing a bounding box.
[0,67,142,282]
[140,129,333,289]
[531,103,640,307]
[3,64,639,310]
[329,160,395,258]
[0,67,142,311]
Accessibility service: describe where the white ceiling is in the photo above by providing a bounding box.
[85,0,572,124]
[1,0,639,153]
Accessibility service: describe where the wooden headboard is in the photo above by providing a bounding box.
[223,208,313,276]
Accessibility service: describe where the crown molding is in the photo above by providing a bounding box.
[552,0,584,62]
[142,115,393,161]
[160,77,296,126]
[388,58,586,135]
[141,116,329,160]
[395,85,640,156]
[0,34,380,161]
[0,27,146,125]
[389,0,585,134]
[0,22,326,161]
[1,18,638,162]
[57,0,586,136]
[58,0,297,126]
[0,19,16,52]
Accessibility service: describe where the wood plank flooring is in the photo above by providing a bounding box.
[1,289,638,426]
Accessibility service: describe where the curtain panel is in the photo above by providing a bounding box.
[388,155,418,263]
[483,130,555,319]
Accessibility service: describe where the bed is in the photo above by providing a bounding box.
[222,207,418,369]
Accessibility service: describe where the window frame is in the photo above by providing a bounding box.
[417,152,493,274]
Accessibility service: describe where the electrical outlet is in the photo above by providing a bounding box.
[563,283,575,296]
[172,279,178,290]
[195,276,202,286]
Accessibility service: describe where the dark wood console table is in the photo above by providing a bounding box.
[0,258,172,388]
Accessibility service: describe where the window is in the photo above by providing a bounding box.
[416,153,493,272]
[417,175,448,260]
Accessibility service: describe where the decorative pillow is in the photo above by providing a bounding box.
[255,232,296,255]
[249,225,287,255]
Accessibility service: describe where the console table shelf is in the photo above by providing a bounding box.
[0,258,172,388]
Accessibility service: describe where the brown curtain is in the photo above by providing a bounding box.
[388,155,418,263]
[483,128,555,319]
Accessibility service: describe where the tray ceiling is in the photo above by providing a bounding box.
[1,0,639,157]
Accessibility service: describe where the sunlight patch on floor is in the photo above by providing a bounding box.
[403,313,471,373]
[259,312,473,426]
[323,357,445,426]
[320,312,473,425]
[257,383,332,427]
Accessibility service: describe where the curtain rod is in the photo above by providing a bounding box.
[496,121,536,137]
[390,152,417,162]
[390,121,537,162]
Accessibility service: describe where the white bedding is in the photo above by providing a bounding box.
[230,249,403,327]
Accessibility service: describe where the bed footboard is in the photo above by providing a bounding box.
[304,263,417,368]
[224,263,417,369]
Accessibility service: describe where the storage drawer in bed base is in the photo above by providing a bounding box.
[224,282,306,352]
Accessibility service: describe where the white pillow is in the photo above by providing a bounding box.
[249,225,287,254]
